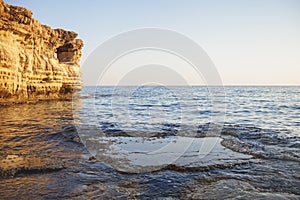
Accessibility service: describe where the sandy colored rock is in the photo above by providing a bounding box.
[0,0,83,103]
[0,154,66,178]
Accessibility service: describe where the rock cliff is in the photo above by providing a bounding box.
[0,0,83,104]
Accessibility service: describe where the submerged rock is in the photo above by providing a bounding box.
[185,178,299,199]
[0,154,66,178]
[85,136,256,173]
[0,0,83,104]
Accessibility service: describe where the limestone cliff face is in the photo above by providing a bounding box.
[0,0,83,103]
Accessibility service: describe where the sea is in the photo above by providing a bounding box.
[0,86,299,199]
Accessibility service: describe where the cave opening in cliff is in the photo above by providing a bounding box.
[56,43,75,63]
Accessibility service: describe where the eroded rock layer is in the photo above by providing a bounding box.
[0,0,83,103]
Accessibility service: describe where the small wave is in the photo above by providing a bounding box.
[220,137,265,159]
[46,125,82,144]
[78,93,116,99]
[292,105,300,110]
[220,125,300,162]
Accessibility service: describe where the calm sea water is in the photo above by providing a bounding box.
[79,86,300,134]
[0,86,299,199]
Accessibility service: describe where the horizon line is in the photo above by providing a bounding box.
[82,84,300,87]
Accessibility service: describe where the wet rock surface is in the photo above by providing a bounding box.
[84,136,255,173]
[0,154,65,178]
[185,178,299,199]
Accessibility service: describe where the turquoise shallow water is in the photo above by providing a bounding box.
[0,86,299,199]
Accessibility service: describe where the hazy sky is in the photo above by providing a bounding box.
[5,0,300,85]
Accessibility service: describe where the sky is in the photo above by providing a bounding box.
[5,0,300,86]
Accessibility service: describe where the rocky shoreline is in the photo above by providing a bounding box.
[0,0,83,103]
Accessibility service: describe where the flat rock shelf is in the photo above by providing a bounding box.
[85,136,256,173]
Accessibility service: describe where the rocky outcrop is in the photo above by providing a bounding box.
[0,0,83,104]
